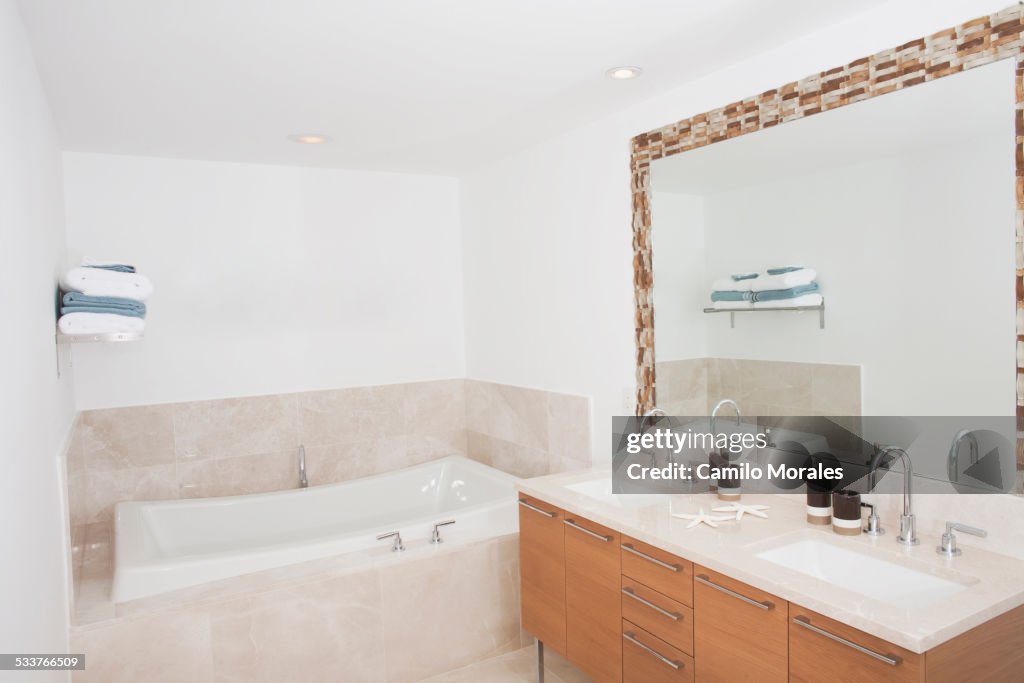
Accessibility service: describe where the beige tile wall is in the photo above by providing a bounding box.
[71,534,523,683]
[67,379,591,527]
[656,357,862,416]
[465,380,592,478]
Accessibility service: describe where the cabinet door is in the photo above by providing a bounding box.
[565,515,622,683]
[623,620,695,683]
[789,605,921,683]
[693,565,787,683]
[518,495,566,655]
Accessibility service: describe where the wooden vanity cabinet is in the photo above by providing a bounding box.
[693,565,788,683]
[517,495,567,655]
[519,496,1024,683]
[564,515,623,683]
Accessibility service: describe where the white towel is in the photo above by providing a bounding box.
[752,293,823,309]
[750,268,816,292]
[713,300,754,310]
[58,313,146,335]
[711,275,758,292]
[61,267,153,301]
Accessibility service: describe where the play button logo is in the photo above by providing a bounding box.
[962,447,1003,490]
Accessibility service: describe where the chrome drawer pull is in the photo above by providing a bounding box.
[622,587,681,621]
[695,574,773,610]
[622,543,681,572]
[564,519,612,542]
[517,499,555,518]
[792,616,902,666]
[623,631,682,670]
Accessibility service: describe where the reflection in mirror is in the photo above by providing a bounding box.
[647,59,1018,487]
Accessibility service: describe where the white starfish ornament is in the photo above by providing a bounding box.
[712,503,770,521]
[671,508,734,529]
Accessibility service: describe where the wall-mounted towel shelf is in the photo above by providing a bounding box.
[703,300,825,329]
[55,331,144,344]
[54,329,142,379]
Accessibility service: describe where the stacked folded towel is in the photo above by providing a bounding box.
[710,267,822,310]
[58,261,152,335]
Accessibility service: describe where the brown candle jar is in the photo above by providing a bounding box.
[806,489,831,525]
[708,451,727,494]
[831,490,862,536]
[717,482,741,501]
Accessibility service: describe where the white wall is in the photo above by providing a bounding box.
[0,0,76,677]
[63,153,466,409]
[459,0,1013,461]
[650,192,707,361]
[702,138,1015,415]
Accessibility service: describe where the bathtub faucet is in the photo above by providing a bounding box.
[298,445,308,489]
[431,519,456,544]
[377,530,405,552]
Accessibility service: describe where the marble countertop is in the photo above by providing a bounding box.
[517,467,1024,653]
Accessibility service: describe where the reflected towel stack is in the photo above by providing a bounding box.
[58,261,152,335]
[709,267,821,310]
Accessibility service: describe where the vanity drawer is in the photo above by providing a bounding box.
[789,605,921,683]
[620,577,692,655]
[622,619,694,683]
[621,536,692,606]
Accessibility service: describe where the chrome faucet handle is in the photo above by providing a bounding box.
[861,502,884,536]
[376,530,405,552]
[937,521,987,557]
[430,520,456,544]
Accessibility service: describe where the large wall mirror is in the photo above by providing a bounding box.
[631,8,1024,494]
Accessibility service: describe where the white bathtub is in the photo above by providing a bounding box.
[112,456,518,602]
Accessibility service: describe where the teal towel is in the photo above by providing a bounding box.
[731,273,758,281]
[62,292,146,317]
[753,282,819,302]
[711,290,753,302]
[60,306,145,318]
[766,266,804,275]
[84,264,136,273]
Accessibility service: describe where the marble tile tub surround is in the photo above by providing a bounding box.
[466,379,592,479]
[655,357,861,416]
[66,378,591,526]
[70,534,528,683]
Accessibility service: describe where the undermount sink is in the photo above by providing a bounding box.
[755,536,975,608]
[565,478,666,509]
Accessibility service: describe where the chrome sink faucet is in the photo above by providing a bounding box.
[710,399,741,437]
[947,429,979,483]
[298,445,308,489]
[869,446,918,546]
[937,521,987,557]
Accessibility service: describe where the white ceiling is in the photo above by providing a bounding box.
[16,0,883,175]
[651,58,1016,195]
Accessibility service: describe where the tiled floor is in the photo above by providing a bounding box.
[419,645,592,683]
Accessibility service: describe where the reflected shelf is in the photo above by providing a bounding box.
[703,300,825,329]
[55,331,144,344]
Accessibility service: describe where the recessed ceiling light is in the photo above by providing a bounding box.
[606,66,642,80]
[288,134,330,144]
